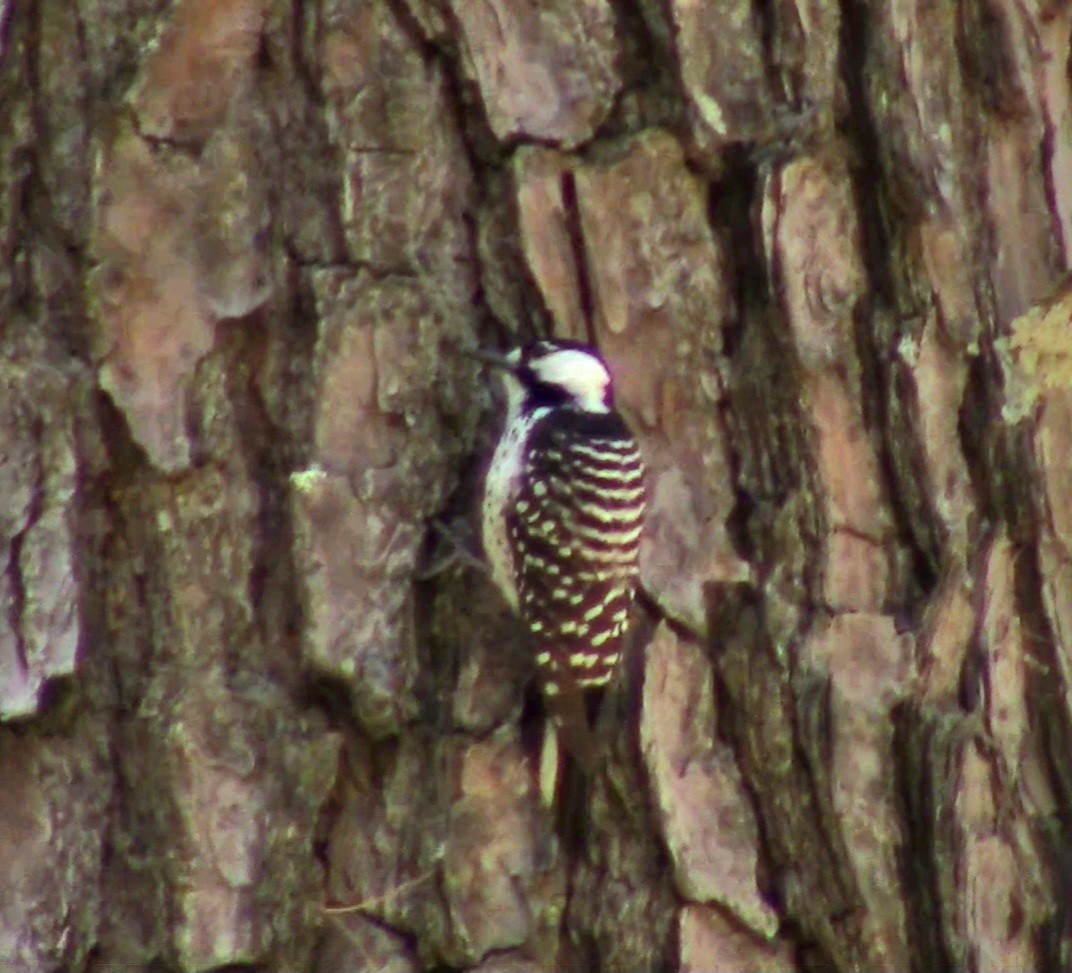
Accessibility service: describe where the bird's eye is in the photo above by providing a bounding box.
[518,366,569,405]
[527,380,571,408]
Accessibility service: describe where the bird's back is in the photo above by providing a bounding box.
[508,407,646,697]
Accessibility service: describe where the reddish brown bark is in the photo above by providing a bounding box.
[1,0,1071,970]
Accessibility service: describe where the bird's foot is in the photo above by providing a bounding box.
[418,518,487,579]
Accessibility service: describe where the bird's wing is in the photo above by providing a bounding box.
[507,414,646,773]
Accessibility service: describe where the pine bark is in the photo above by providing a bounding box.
[1,0,1071,970]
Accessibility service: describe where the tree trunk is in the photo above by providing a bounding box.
[2,0,1071,969]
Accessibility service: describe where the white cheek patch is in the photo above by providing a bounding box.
[497,369,526,420]
[530,349,611,412]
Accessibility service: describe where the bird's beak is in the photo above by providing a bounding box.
[463,348,515,372]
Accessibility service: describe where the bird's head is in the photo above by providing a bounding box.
[474,339,614,418]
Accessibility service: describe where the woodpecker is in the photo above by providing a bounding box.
[476,339,647,807]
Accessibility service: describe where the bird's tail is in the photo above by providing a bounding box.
[539,666,597,807]
[540,682,608,853]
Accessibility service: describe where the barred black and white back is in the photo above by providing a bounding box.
[478,340,647,805]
